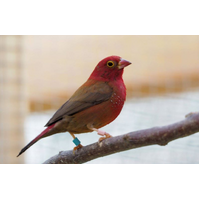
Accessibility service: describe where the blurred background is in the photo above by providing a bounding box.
[0,35,198,164]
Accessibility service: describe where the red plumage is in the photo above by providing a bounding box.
[17,55,131,157]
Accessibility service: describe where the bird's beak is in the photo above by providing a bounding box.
[118,58,132,69]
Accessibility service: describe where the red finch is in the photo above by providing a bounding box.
[17,55,131,157]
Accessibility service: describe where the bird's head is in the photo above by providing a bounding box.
[89,56,131,81]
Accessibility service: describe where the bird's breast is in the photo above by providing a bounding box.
[109,78,126,106]
[110,91,125,109]
[106,80,126,120]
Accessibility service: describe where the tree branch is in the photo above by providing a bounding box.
[43,112,199,164]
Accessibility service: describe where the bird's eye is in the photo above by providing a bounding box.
[107,61,115,68]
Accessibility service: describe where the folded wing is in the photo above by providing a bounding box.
[45,81,113,126]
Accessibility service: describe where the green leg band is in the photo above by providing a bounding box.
[73,137,81,146]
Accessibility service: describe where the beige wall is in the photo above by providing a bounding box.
[0,36,27,163]
[23,35,198,110]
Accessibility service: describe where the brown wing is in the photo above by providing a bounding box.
[45,80,113,126]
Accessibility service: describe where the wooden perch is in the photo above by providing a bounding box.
[43,112,199,164]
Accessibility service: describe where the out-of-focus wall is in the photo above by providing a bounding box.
[23,35,198,111]
[0,36,27,164]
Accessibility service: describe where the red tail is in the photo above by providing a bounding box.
[17,124,55,157]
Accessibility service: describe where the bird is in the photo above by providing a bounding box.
[17,55,131,157]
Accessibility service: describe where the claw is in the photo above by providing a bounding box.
[73,144,83,154]
[98,133,112,142]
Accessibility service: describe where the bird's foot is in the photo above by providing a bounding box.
[87,125,112,142]
[73,144,83,154]
[95,129,112,142]
[98,133,112,142]
[69,133,83,154]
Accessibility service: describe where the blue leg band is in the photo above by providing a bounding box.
[73,137,81,146]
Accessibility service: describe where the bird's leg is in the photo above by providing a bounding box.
[70,132,76,139]
[87,125,112,142]
[69,132,83,151]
